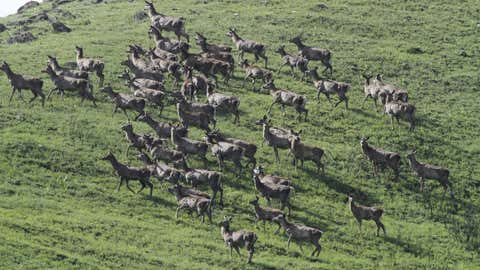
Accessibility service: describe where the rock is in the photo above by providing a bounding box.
[6,32,36,44]
[51,21,71,33]
[28,11,49,22]
[406,47,424,54]
[17,1,40,13]
[52,0,74,8]
[0,24,6,33]
[133,11,148,22]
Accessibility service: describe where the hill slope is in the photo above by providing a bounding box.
[0,0,479,269]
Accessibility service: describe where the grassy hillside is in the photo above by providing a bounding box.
[0,0,479,269]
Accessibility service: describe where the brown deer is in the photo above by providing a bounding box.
[348,195,385,236]
[289,36,332,75]
[75,46,104,86]
[227,28,268,68]
[0,61,45,106]
[219,216,257,263]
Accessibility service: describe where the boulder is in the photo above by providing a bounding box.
[17,1,40,13]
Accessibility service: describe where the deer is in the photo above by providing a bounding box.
[272,214,323,257]
[360,137,401,180]
[137,153,184,184]
[118,69,165,91]
[148,25,190,55]
[252,166,292,186]
[263,80,308,121]
[182,51,233,84]
[252,173,293,216]
[306,66,349,109]
[406,150,453,197]
[255,115,300,162]
[348,195,385,236]
[249,196,283,232]
[180,66,211,100]
[361,74,382,111]
[206,87,240,125]
[101,152,153,196]
[205,133,244,176]
[177,104,213,132]
[239,59,272,91]
[375,74,408,103]
[274,45,309,80]
[171,126,209,166]
[42,65,96,106]
[75,46,104,86]
[99,84,145,120]
[144,1,189,42]
[47,55,88,79]
[179,161,224,207]
[147,48,182,86]
[206,130,257,168]
[383,93,416,131]
[289,36,332,75]
[0,61,45,106]
[195,32,232,53]
[148,139,186,168]
[137,113,188,139]
[226,28,268,68]
[168,184,212,223]
[173,92,216,127]
[288,132,324,174]
[121,58,164,82]
[219,216,257,264]
[121,123,159,157]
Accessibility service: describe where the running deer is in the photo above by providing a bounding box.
[275,45,309,80]
[171,126,209,166]
[118,69,165,91]
[206,130,257,168]
[406,150,453,197]
[348,195,385,236]
[75,46,104,86]
[121,123,158,157]
[42,65,96,106]
[307,66,349,109]
[206,86,240,125]
[263,80,308,121]
[195,32,232,53]
[227,28,268,68]
[255,115,300,162]
[168,184,212,223]
[177,104,213,132]
[137,113,188,139]
[272,214,323,257]
[148,25,189,54]
[240,59,272,91]
[181,66,210,100]
[144,1,189,42]
[249,196,283,232]
[0,61,45,106]
[101,152,153,196]
[360,137,400,180]
[180,161,224,207]
[253,166,292,186]
[47,55,88,79]
[205,133,244,175]
[383,93,416,131]
[173,92,216,127]
[289,36,332,75]
[253,173,293,216]
[219,216,257,264]
[99,84,145,120]
[288,132,324,174]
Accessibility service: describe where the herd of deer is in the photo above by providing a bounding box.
[0,0,454,263]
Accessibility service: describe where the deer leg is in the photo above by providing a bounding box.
[47,88,57,101]
[267,101,277,115]
[28,92,38,104]
[125,180,135,193]
[175,206,181,219]
[137,181,146,194]
[281,104,286,116]
[8,88,16,104]
[116,177,124,192]
[289,66,295,77]
[361,95,370,108]
[274,223,282,234]
[316,90,321,102]
[390,115,395,130]
[287,234,292,249]
[420,177,425,191]
[273,147,280,162]
[125,145,132,157]
[147,181,153,197]
[277,63,285,74]
[262,54,268,68]
[298,242,304,254]
[357,219,362,236]
[123,109,130,121]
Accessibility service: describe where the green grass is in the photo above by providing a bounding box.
[0,0,479,269]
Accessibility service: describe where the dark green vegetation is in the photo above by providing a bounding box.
[0,0,479,269]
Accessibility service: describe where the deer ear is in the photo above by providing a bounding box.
[365,136,370,141]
